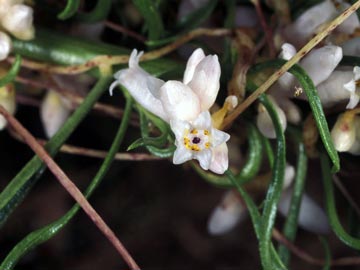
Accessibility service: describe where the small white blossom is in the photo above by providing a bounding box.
[1,4,34,40]
[331,113,356,152]
[256,96,287,139]
[283,0,337,48]
[0,32,11,61]
[171,111,230,171]
[344,66,360,109]
[41,90,71,138]
[111,48,230,174]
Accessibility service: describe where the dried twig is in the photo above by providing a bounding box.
[272,228,360,266]
[105,20,147,43]
[0,105,140,270]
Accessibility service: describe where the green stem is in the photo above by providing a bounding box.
[320,152,360,250]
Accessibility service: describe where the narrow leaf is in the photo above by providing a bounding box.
[57,0,80,20]
[0,55,21,87]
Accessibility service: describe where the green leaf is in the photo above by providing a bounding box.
[132,0,164,41]
[249,59,340,172]
[319,236,331,270]
[0,90,133,270]
[225,170,286,270]
[57,0,80,20]
[12,28,183,78]
[0,55,21,87]
[77,0,112,23]
[0,76,112,228]
[258,94,286,270]
[320,152,360,250]
[278,128,308,266]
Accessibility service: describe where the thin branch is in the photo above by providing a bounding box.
[16,94,41,107]
[333,175,360,218]
[11,27,231,74]
[272,228,360,266]
[223,0,360,127]
[16,75,139,125]
[0,105,140,270]
[250,0,276,58]
[105,20,147,43]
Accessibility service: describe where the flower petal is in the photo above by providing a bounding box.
[209,143,229,174]
[191,110,212,130]
[183,48,205,84]
[0,32,11,61]
[173,144,193,165]
[187,54,221,111]
[195,148,212,170]
[170,118,190,140]
[211,129,230,147]
[160,80,201,121]
[300,45,343,86]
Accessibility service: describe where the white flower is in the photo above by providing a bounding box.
[0,32,11,61]
[2,4,34,40]
[171,111,230,172]
[40,90,71,138]
[111,48,230,174]
[344,66,360,109]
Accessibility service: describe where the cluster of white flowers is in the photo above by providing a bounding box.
[0,0,34,61]
[283,0,360,48]
[110,48,231,174]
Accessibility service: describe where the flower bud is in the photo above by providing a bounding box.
[2,4,34,40]
[331,113,356,152]
[41,91,71,138]
[256,96,287,139]
[0,32,11,61]
[207,190,246,235]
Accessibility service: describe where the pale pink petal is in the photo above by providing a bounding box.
[115,68,168,121]
[170,118,190,140]
[173,144,193,164]
[195,148,212,170]
[191,110,212,130]
[209,143,229,174]
[183,48,206,84]
[187,54,221,111]
[211,129,230,147]
[159,80,201,121]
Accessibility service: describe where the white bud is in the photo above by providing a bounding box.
[0,31,11,61]
[316,70,353,108]
[283,163,295,190]
[300,45,343,86]
[0,83,16,130]
[225,95,238,110]
[207,190,246,235]
[335,2,360,34]
[277,98,302,124]
[41,91,71,138]
[2,4,34,40]
[283,0,337,48]
[256,96,287,139]
[278,190,331,234]
[331,113,356,152]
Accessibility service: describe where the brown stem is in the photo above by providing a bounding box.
[251,0,276,58]
[15,75,139,125]
[0,105,140,270]
[105,20,146,43]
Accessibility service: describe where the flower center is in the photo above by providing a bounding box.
[183,129,211,152]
